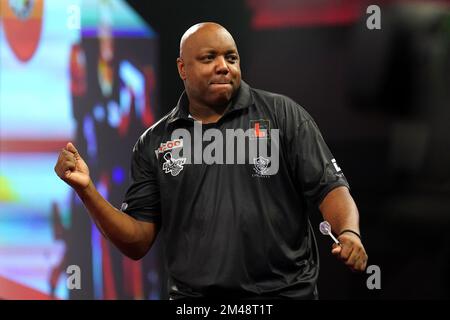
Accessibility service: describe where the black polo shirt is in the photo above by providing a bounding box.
[122,80,349,299]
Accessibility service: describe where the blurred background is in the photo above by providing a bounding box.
[0,0,449,299]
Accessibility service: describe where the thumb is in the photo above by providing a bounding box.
[66,142,79,156]
[331,243,342,256]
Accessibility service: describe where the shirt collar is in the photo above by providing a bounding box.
[167,80,253,124]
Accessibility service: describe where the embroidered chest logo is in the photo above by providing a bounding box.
[253,156,270,176]
[155,139,183,159]
[250,119,270,139]
[162,152,186,176]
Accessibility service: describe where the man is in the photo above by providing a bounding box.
[55,22,368,299]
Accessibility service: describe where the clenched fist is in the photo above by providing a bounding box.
[54,142,90,191]
[332,232,368,272]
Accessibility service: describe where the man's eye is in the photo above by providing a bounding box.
[203,55,214,61]
[227,55,238,62]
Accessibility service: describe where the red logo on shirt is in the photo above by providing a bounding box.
[155,139,183,158]
[250,120,270,139]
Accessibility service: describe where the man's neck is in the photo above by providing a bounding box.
[188,101,231,124]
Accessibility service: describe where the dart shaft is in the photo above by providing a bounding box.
[329,232,340,244]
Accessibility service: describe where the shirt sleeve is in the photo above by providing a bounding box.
[290,118,350,207]
[121,134,161,224]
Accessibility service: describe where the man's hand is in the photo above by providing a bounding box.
[331,232,368,272]
[54,142,90,191]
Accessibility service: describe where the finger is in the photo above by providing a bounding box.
[61,161,76,179]
[354,257,366,272]
[356,253,368,272]
[355,255,368,272]
[331,243,341,256]
[57,148,68,162]
[64,160,76,172]
[340,243,354,261]
[57,149,75,166]
[361,257,368,271]
[352,248,368,272]
[345,249,359,270]
[66,142,79,157]
[55,150,72,175]
[61,149,76,162]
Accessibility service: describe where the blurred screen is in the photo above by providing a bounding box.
[0,0,160,299]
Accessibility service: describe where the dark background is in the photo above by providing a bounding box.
[125,0,450,299]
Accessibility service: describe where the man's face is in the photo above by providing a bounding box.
[177,27,241,108]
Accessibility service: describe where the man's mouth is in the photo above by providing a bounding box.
[210,80,232,85]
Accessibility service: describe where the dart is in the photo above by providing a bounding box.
[319,221,340,245]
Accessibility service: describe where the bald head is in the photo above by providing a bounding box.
[179,22,237,59]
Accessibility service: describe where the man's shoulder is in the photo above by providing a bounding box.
[134,107,178,148]
[249,86,313,122]
[251,86,289,102]
[144,107,178,135]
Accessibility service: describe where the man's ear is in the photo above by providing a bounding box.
[177,57,186,80]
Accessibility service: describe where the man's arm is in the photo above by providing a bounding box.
[319,186,368,272]
[55,142,159,260]
[77,180,159,260]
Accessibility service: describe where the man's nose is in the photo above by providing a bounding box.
[215,56,229,74]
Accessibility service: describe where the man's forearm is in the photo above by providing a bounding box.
[75,180,154,259]
[319,186,360,235]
